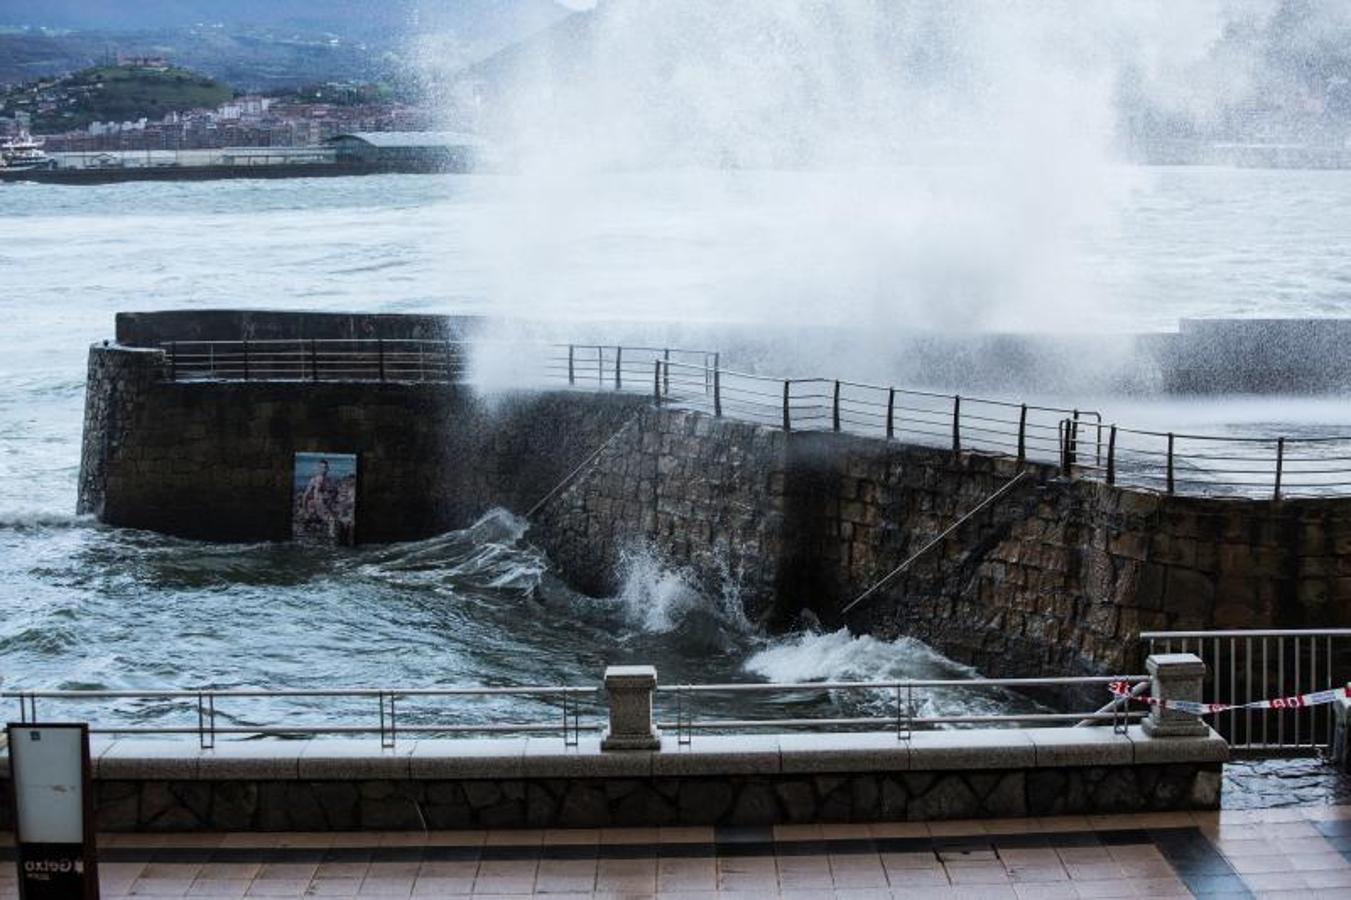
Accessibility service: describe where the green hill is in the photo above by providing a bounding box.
[10,64,233,132]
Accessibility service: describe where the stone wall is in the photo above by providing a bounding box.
[78,344,645,543]
[79,337,1351,675]
[23,764,1214,831]
[529,408,1351,678]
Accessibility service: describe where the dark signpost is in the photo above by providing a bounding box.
[6,723,99,900]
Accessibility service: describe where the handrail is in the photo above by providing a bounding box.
[1141,628,1351,640]
[839,471,1031,616]
[654,674,1144,692]
[151,336,1351,498]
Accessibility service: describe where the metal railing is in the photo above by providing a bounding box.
[547,344,719,393]
[154,337,1351,498]
[630,358,1101,466]
[2,673,1147,748]
[162,339,469,383]
[656,676,1147,744]
[1065,423,1351,499]
[4,685,599,750]
[1142,629,1351,756]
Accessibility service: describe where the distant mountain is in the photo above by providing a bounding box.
[0,1,570,91]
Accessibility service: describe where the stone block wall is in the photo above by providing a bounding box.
[527,407,1351,679]
[5,764,1213,832]
[78,336,1351,677]
[530,404,792,616]
[78,343,645,543]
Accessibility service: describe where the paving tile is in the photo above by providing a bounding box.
[1007,864,1070,883]
[409,877,474,896]
[186,880,252,897]
[879,851,941,870]
[945,862,1012,885]
[243,880,310,898]
[302,878,364,897]
[1068,880,1138,898]
[1304,867,1351,889]
[129,877,200,896]
[355,876,415,896]
[1014,884,1079,899]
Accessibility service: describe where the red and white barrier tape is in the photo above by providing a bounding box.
[1108,681,1351,716]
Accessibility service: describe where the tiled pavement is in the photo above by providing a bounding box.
[6,807,1351,898]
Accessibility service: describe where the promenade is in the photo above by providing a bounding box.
[3,803,1349,898]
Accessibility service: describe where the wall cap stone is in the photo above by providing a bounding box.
[1,729,1233,784]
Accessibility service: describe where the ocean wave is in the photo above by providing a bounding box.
[745,628,1040,721]
[608,542,751,635]
[0,510,94,530]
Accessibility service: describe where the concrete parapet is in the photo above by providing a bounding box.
[0,727,1227,832]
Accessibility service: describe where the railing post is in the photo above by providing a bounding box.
[653,360,661,404]
[952,395,961,455]
[713,366,722,418]
[1107,425,1117,485]
[1143,653,1209,738]
[783,380,792,432]
[1059,420,1070,477]
[615,346,622,391]
[832,380,841,433]
[1166,432,1176,495]
[1017,403,1027,461]
[169,341,177,381]
[242,339,249,381]
[663,348,670,398]
[601,665,661,750]
[886,388,895,440]
[1275,437,1285,500]
[1071,409,1081,464]
[568,344,575,386]
[311,339,318,382]
[378,338,385,383]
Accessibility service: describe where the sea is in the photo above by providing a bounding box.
[2,166,1350,732]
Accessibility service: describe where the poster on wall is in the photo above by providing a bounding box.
[292,452,357,545]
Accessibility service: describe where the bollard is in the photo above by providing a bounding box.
[601,665,661,750]
[1143,653,1209,738]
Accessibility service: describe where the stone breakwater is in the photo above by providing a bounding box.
[80,333,1351,678]
[529,405,1351,679]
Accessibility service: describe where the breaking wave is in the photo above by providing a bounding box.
[745,627,1043,722]
[610,541,751,635]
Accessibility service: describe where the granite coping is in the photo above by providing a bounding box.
[0,726,1229,783]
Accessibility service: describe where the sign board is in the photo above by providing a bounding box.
[6,723,99,900]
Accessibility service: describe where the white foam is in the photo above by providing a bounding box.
[745,627,1041,721]
[607,541,752,635]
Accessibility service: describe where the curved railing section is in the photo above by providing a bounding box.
[154,338,1351,498]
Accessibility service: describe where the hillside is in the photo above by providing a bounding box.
[0,2,570,91]
[4,64,233,132]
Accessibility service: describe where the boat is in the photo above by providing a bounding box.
[1,131,57,171]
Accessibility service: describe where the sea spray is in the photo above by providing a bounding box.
[745,628,1042,722]
[611,540,751,636]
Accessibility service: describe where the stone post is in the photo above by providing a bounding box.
[1143,653,1209,738]
[1333,694,1351,773]
[601,665,661,751]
